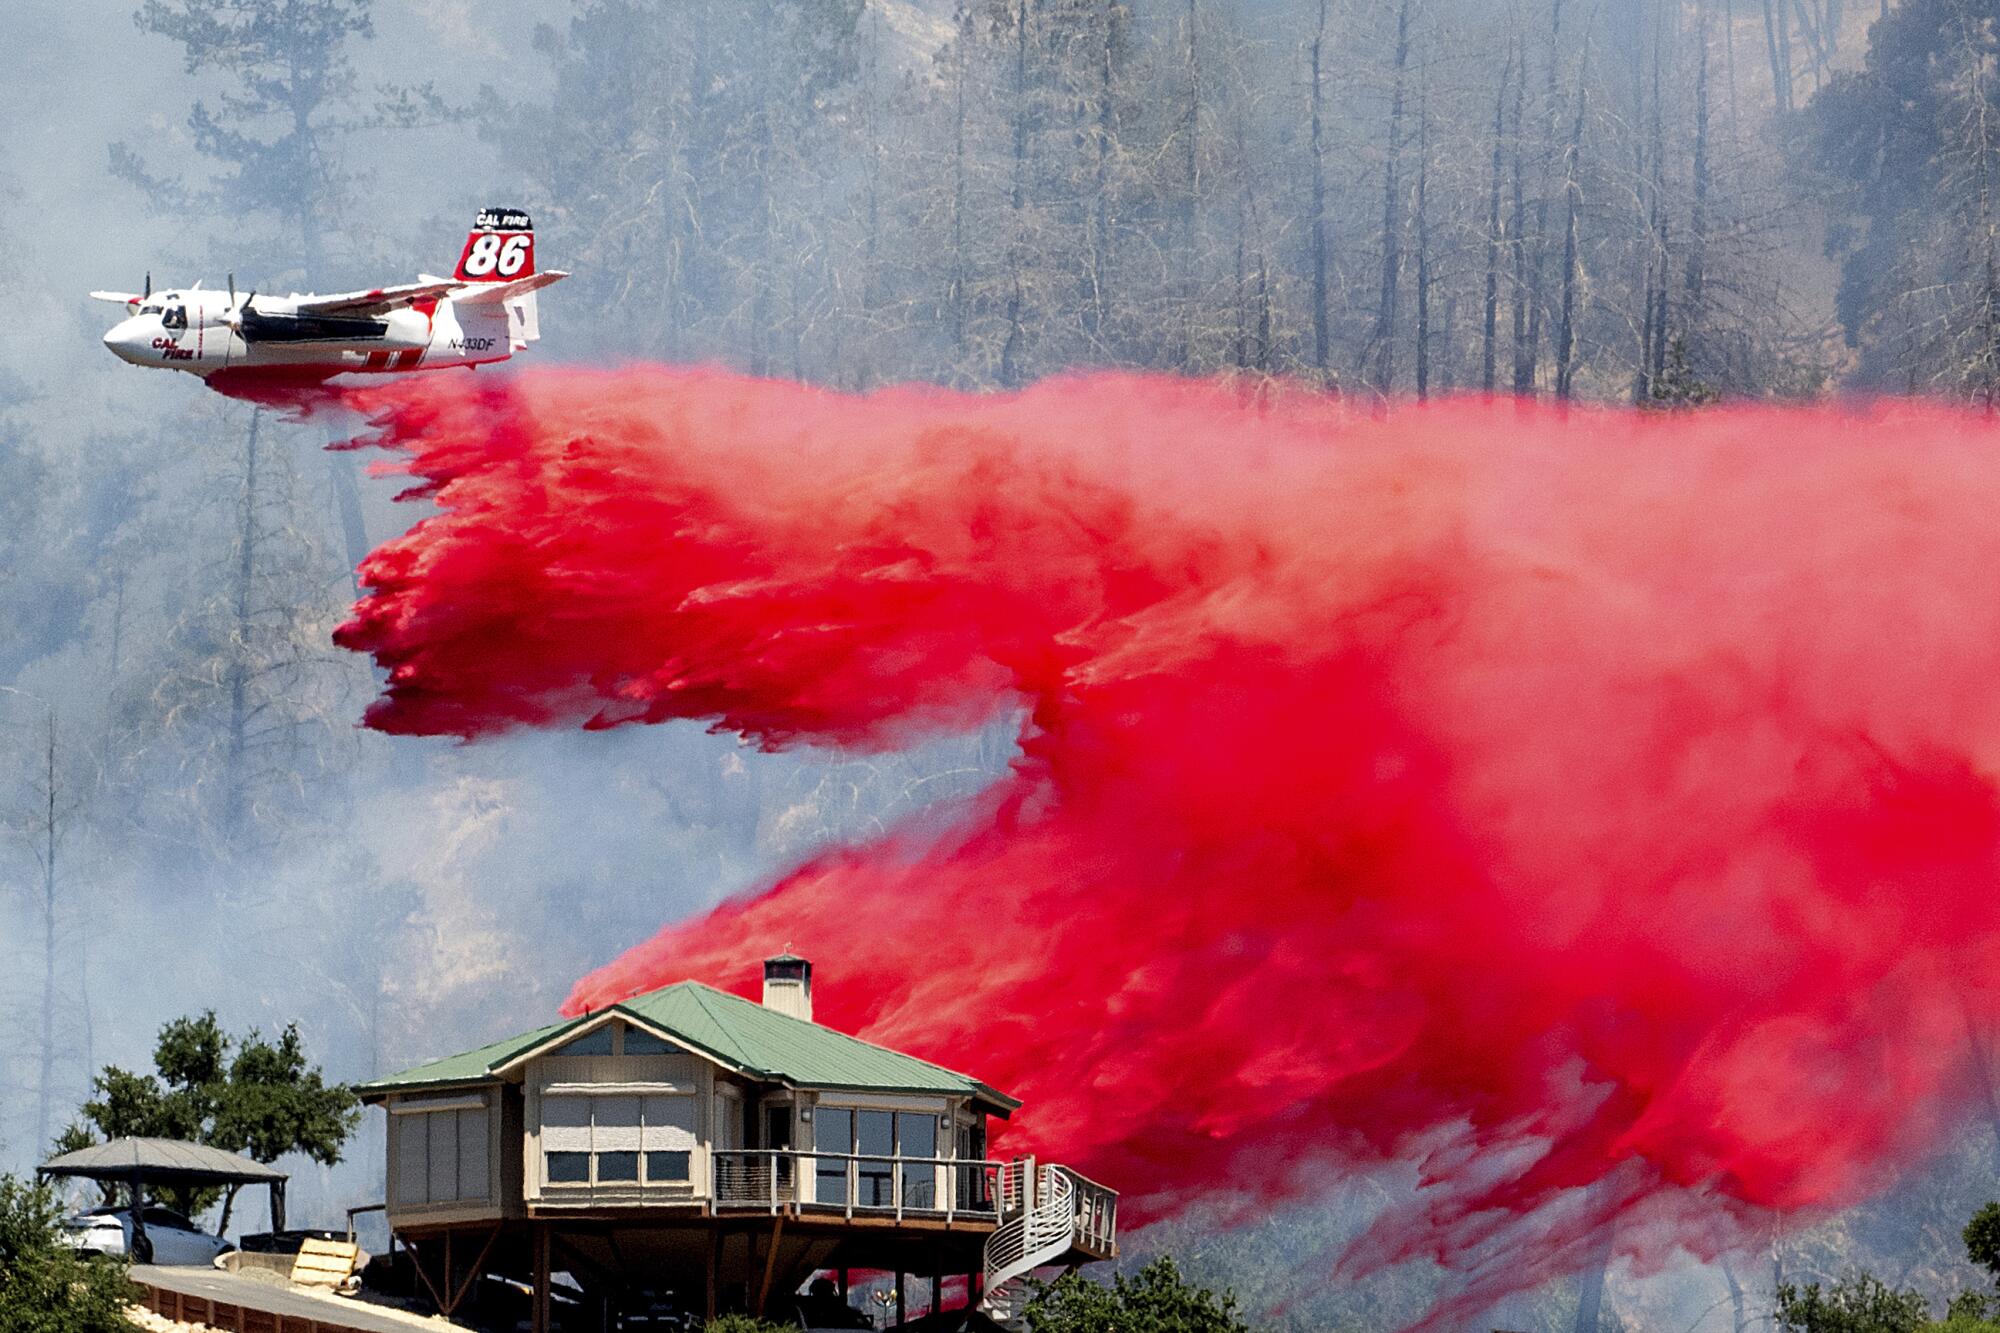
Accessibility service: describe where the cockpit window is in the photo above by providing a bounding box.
[139,304,163,315]
[162,304,188,331]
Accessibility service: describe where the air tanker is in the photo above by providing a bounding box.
[91,208,566,394]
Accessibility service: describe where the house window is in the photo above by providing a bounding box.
[815,1107,852,1204]
[813,1107,940,1210]
[394,1097,490,1206]
[546,1152,590,1184]
[646,1150,692,1182]
[623,1028,674,1055]
[550,1026,615,1057]
[542,1092,696,1189]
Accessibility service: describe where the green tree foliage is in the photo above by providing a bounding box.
[1776,1202,2000,1333]
[74,1011,358,1229]
[1966,1203,2000,1281]
[1777,1276,1936,1333]
[1022,1257,1253,1333]
[0,1175,137,1333]
[702,1318,795,1333]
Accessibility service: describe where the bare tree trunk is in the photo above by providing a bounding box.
[1000,0,1032,387]
[1372,0,1412,393]
[948,6,971,360]
[1723,1259,1749,1333]
[1646,30,1671,394]
[1760,0,1789,114]
[861,23,883,314]
[1975,30,2000,406]
[1721,0,1740,139]
[1789,0,1827,92]
[1510,51,1534,391]
[1555,49,1588,400]
[1086,0,1120,347]
[1573,1255,1610,1333]
[1309,0,1333,373]
[1415,79,1433,399]
[1483,42,1514,391]
[1689,12,1712,314]
[1521,0,1569,395]
[1180,0,1203,369]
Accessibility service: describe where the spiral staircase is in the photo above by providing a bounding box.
[977,1157,1117,1327]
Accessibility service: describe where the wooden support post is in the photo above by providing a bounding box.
[896,1271,905,1327]
[705,1228,720,1323]
[445,1225,504,1315]
[929,1252,943,1318]
[754,1215,785,1317]
[532,1225,552,1333]
[409,1239,452,1315]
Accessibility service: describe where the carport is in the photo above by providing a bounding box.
[38,1137,288,1258]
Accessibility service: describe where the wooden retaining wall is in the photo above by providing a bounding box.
[133,1277,380,1333]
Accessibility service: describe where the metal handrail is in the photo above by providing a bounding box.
[1055,1166,1119,1254]
[709,1149,1007,1222]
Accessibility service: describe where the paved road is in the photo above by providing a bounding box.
[137,1265,452,1332]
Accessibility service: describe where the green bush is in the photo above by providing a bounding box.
[703,1317,795,1333]
[0,1174,137,1333]
[1022,1256,1253,1333]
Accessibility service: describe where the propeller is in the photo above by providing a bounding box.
[143,271,151,300]
[224,272,258,333]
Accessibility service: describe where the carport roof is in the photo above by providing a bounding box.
[38,1137,287,1185]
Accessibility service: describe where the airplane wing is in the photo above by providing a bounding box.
[291,280,460,317]
[89,290,143,307]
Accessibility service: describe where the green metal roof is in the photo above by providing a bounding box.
[357,1016,582,1096]
[359,982,1019,1114]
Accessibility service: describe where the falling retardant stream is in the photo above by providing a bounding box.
[327,367,2000,1324]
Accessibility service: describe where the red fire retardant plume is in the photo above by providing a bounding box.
[334,368,2000,1322]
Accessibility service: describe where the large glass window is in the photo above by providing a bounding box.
[815,1107,852,1205]
[900,1114,938,1209]
[812,1107,942,1210]
[857,1111,895,1208]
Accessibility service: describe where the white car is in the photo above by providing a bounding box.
[59,1204,232,1266]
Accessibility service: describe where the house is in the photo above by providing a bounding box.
[358,953,1117,1330]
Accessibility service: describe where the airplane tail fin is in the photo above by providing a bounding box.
[452,269,567,350]
[452,208,564,351]
[453,207,536,283]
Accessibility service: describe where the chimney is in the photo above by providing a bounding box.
[762,951,813,1022]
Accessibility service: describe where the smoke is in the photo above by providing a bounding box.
[332,366,2000,1322]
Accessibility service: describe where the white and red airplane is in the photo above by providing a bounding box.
[92,207,566,396]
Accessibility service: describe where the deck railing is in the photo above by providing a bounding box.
[1056,1165,1118,1255]
[710,1149,1008,1223]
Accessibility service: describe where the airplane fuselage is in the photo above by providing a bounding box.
[101,288,513,380]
